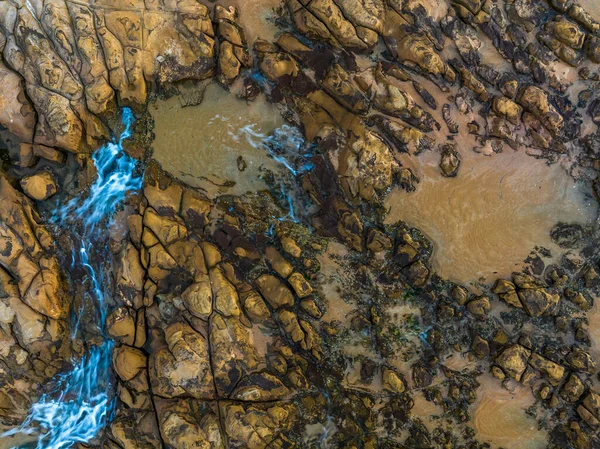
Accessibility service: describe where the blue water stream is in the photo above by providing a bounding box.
[2,108,143,449]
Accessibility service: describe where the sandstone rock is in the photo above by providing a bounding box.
[404,260,430,287]
[159,403,223,449]
[107,307,136,346]
[495,344,531,381]
[0,61,36,142]
[256,274,294,309]
[338,211,364,252]
[265,246,293,278]
[517,86,563,135]
[517,287,559,317]
[150,321,215,399]
[493,96,523,124]
[210,267,241,317]
[278,309,305,343]
[366,229,392,253]
[549,16,585,49]
[568,5,600,33]
[210,314,258,396]
[231,373,290,401]
[529,353,565,386]
[113,345,147,382]
[215,5,252,85]
[22,256,68,320]
[467,296,490,321]
[566,347,596,373]
[223,402,295,449]
[383,10,454,81]
[492,279,523,308]
[202,242,222,268]
[382,368,405,394]
[321,64,370,114]
[581,391,600,425]
[281,236,302,258]
[561,374,585,402]
[181,277,213,319]
[144,166,183,216]
[240,289,271,323]
[439,145,461,177]
[450,285,469,306]
[472,335,490,358]
[20,172,58,201]
[143,208,187,247]
[287,272,313,298]
[181,189,211,229]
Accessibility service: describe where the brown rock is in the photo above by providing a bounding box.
[366,229,392,253]
[492,279,523,308]
[404,260,430,287]
[113,345,147,382]
[439,145,460,177]
[150,322,215,399]
[265,246,293,278]
[517,288,560,317]
[495,344,531,381]
[20,172,58,201]
[493,96,523,124]
[321,64,370,114]
[517,86,563,135]
[561,374,585,402]
[256,274,294,309]
[467,296,490,321]
[231,373,290,401]
[382,368,405,394]
[278,309,305,343]
[582,391,600,424]
[107,307,136,346]
[281,237,302,258]
[181,277,213,319]
[287,272,313,298]
[210,267,240,317]
[529,353,566,386]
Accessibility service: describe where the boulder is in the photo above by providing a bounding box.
[20,172,58,201]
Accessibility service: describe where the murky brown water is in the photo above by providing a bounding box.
[385,149,598,284]
[151,83,284,197]
[472,375,547,449]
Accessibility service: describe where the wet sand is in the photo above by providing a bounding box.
[151,83,284,197]
[385,149,598,284]
[223,0,283,45]
[472,375,547,449]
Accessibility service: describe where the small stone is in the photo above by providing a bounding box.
[287,272,313,298]
[439,145,461,177]
[107,307,136,346]
[20,172,57,201]
[382,368,405,394]
[450,285,468,306]
[265,246,293,278]
[281,236,301,258]
[561,374,585,402]
[495,344,531,381]
[256,274,294,309]
[491,366,506,380]
[472,335,490,358]
[300,298,322,318]
[467,296,491,320]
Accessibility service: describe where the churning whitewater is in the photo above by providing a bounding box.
[2,108,143,449]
